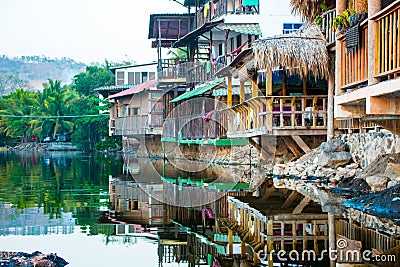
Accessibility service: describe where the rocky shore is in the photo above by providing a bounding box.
[270,131,400,230]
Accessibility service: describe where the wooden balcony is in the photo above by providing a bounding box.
[220,95,328,138]
[187,60,226,85]
[163,111,227,141]
[158,60,190,83]
[321,8,336,45]
[114,115,150,136]
[195,0,260,28]
[374,2,400,79]
[340,24,368,90]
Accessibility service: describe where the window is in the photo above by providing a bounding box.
[142,72,148,83]
[283,23,303,34]
[116,71,125,85]
[149,72,156,80]
[134,72,141,84]
[131,107,139,115]
[128,72,135,84]
[218,43,223,56]
[230,37,235,53]
[236,34,242,49]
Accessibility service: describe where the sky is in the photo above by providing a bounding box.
[0,0,297,65]
[0,0,188,64]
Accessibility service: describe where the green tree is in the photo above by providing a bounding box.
[31,79,77,139]
[73,66,114,96]
[0,88,37,142]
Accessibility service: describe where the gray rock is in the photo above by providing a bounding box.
[365,175,390,192]
[320,139,346,153]
[317,151,353,168]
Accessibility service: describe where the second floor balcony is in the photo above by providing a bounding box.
[195,0,260,27]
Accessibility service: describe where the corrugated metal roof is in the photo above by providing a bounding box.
[170,77,225,103]
[219,24,262,36]
[108,80,157,99]
[212,87,252,96]
[94,84,137,92]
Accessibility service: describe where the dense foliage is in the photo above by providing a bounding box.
[0,64,121,151]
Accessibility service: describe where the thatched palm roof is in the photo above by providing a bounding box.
[290,0,335,21]
[252,23,329,79]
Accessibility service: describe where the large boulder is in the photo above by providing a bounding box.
[320,139,346,153]
[365,175,390,192]
[317,151,353,168]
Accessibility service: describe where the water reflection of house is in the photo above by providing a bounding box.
[109,156,165,226]
[0,203,74,236]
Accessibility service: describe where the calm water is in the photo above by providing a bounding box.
[0,152,184,267]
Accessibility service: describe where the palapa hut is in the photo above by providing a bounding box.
[290,0,335,21]
[252,23,329,80]
[220,23,334,148]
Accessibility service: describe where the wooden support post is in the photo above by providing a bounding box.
[241,241,246,258]
[254,251,260,266]
[228,76,233,107]
[252,74,258,98]
[228,229,233,255]
[327,54,335,140]
[282,68,287,96]
[292,197,311,214]
[282,136,302,158]
[267,219,274,267]
[328,213,336,267]
[302,76,307,96]
[240,80,245,103]
[266,71,272,96]
[292,135,311,154]
[368,0,382,85]
[281,191,299,209]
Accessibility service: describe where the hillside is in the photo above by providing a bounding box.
[0,55,86,93]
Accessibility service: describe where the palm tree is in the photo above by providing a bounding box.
[0,88,37,142]
[31,79,78,139]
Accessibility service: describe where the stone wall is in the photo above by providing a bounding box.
[339,131,400,168]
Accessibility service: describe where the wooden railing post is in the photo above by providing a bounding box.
[368,0,382,85]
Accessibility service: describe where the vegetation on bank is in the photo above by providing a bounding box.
[0,64,121,152]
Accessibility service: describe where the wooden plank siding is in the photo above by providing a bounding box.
[340,25,368,89]
[375,3,400,79]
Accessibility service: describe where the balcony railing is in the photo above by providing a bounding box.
[195,0,260,27]
[187,60,226,84]
[158,59,190,82]
[340,24,368,89]
[163,111,228,141]
[374,2,400,79]
[321,9,336,45]
[220,95,328,137]
[114,115,148,135]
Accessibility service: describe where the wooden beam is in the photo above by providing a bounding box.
[228,229,233,255]
[272,213,328,221]
[240,80,245,103]
[228,76,233,107]
[252,74,258,98]
[266,71,272,96]
[282,136,302,158]
[282,69,287,96]
[291,135,311,153]
[281,191,299,209]
[292,197,311,214]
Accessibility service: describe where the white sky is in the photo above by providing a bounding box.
[0,0,297,65]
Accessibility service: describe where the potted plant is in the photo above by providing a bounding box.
[333,8,355,33]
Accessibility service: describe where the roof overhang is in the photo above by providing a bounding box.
[108,80,158,100]
[173,19,224,48]
[148,13,194,40]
